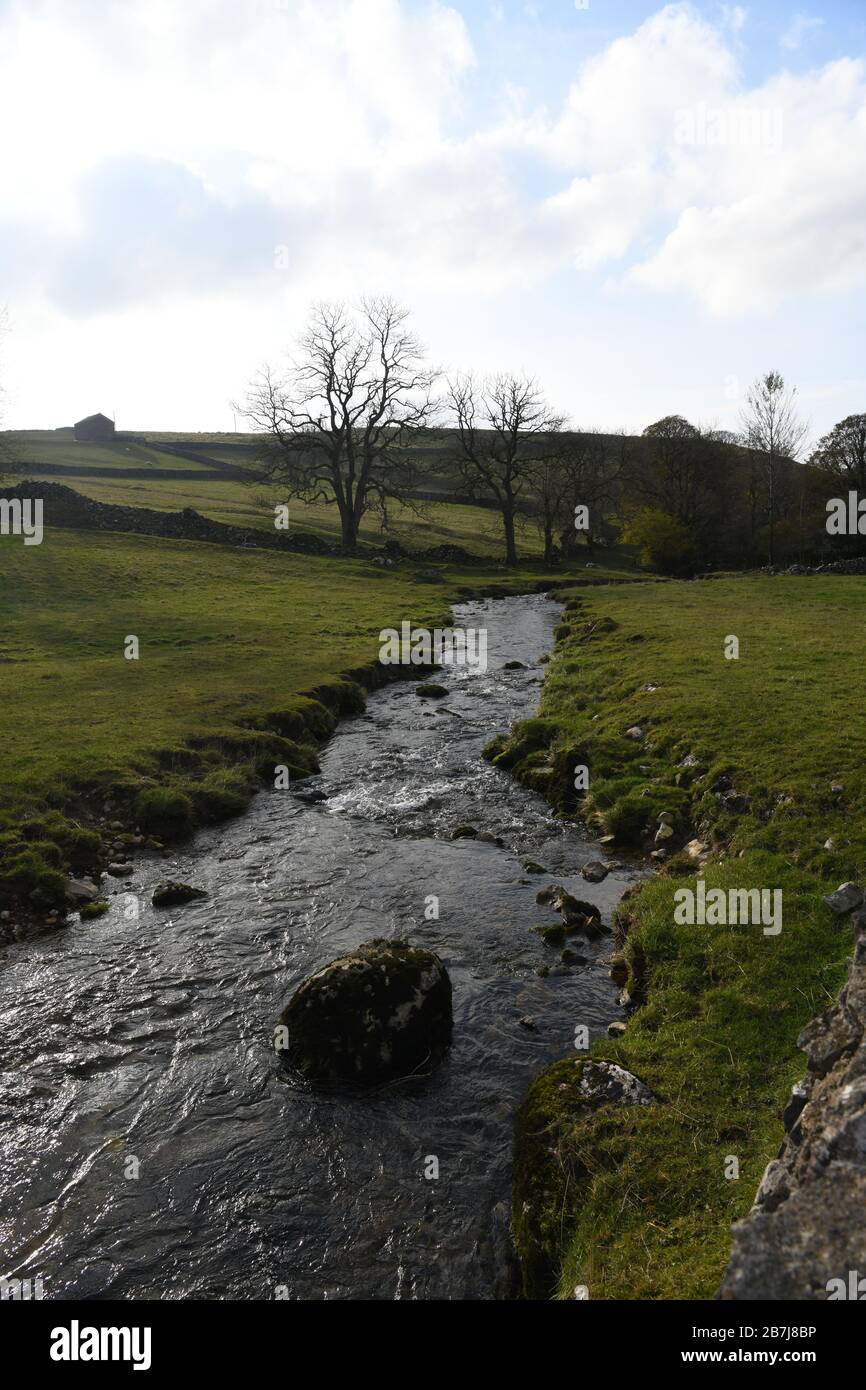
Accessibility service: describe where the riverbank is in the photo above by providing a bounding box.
[502,574,862,1298]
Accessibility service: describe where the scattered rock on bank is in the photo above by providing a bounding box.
[823,882,863,915]
[64,877,100,904]
[276,938,452,1087]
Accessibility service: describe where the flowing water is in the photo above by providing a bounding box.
[0,593,638,1301]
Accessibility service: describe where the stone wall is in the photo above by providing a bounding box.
[719,913,866,1300]
[0,479,487,565]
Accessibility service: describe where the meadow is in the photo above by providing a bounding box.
[8,428,554,558]
[501,575,865,1298]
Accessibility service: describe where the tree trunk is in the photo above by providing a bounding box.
[502,507,518,567]
[340,506,358,552]
[767,458,776,566]
[543,516,555,565]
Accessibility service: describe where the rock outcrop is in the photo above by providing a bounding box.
[719,917,866,1300]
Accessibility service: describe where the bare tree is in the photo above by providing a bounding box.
[739,371,808,565]
[239,298,439,552]
[448,372,564,566]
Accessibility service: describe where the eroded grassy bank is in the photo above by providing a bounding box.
[492,575,863,1299]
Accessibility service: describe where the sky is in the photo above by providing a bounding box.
[1,0,865,443]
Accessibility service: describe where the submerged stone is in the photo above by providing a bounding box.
[450,824,478,839]
[152,881,208,908]
[277,938,452,1087]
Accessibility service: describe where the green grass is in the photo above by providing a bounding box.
[505,575,864,1299]
[7,434,219,472]
[0,526,462,813]
[20,467,548,557]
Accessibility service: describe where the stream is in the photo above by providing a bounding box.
[0,592,638,1301]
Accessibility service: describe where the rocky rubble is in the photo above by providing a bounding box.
[718,907,866,1300]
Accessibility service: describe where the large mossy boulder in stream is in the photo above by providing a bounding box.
[277,938,452,1087]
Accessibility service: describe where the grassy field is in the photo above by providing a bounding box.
[6,428,636,563]
[8,434,220,473]
[20,468,550,558]
[497,574,864,1298]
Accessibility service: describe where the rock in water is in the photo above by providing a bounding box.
[152,881,208,908]
[277,938,452,1087]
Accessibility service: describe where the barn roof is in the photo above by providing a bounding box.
[74,413,114,428]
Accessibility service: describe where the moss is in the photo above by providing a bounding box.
[278,938,453,1087]
[483,717,560,771]
[192,769,254,824]
[303,679,366,717]
[79,899,110,919]
[449,824,478,839]
[134,786,195,840]
[0,846,68,910]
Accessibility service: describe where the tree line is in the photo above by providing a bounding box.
[240,298,864,573]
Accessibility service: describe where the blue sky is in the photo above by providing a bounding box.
[1,0,865,445]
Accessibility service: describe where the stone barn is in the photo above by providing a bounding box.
[73,413,115,442]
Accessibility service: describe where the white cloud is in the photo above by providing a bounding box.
[780,14,824,52]
[2,0,866,428]
[632,58,866,314]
